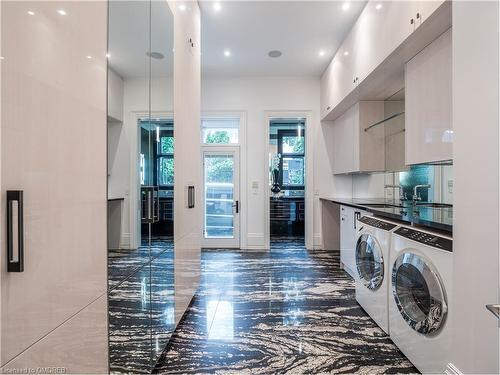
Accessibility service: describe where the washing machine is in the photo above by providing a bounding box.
[355,215,399,334]
[389,225,453,374]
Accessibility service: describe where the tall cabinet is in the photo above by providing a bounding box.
[405,28,452,164]
[1,2,108,372]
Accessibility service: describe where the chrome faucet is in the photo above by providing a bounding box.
[384,184,407,201]
[413,184,431,203]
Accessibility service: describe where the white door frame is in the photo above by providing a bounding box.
[264,111,314,250]
[129,111,173,249]
[200,111,246,249]
[201,146,241,248]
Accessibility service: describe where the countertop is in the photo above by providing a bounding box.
[320,197,453,234]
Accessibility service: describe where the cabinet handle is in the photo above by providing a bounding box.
[416,12,420,20]
[7,190,24,272]
[410,18,414,25]
[326,105,331,111]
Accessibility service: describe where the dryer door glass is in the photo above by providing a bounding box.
[355,234,384,290]
[392,252,447,335]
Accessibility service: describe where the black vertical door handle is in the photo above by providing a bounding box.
[188,186,195,209]
[7,190,24,272]
[233,200,239,214]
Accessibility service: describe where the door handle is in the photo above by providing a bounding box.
[7,190,24,272]
[187,186,195,208]
[233,200,239,214]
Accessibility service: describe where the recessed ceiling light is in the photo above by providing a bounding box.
[27,10,35,15]
[57,9,67,15]
[375,3,383,10]
[344,51,349,56]
[268,50,282,58]
[147,51,165,59]
[318,50,326,57]
[224,49,231,57]
[342,2,350,11]
[87,55,92,59]
[213,2,221,12]
[178,4,186,11]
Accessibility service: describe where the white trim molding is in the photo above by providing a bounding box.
[246,232,265,250]
[263,110,314,250]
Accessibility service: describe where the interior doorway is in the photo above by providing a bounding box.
[201,116,242,248]
[268,118,306,248]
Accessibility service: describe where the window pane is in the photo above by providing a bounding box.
[282,136,304,154]
[158,157,174,185]
[283,157,304,185]
[160,136,174,154]
[202,129,238,144]
[201,118,239,144]
[204,154,234,238]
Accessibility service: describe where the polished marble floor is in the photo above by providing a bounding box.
[108,239,175,374]
[153,238,417,374]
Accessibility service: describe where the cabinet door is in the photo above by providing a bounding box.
[320,61,334,119]
[417,0,445,27]
[381,1,418,57]
[353,2,385,84]
[332,105,356,174]
[405,28,452,165]
[340,206,354,274]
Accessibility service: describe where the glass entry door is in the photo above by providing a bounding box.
[202,147,240,248]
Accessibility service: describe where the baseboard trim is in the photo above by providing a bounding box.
[245,245,267,250]
[120,233,131,249]
[445,363,463,375]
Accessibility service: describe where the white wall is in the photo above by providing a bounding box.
[451,1,499,373]
[352,173,386,198]
[202,76,343,249]
[108,68,124,122]
[112,75,346,250]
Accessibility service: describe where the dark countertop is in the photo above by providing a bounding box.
[320,197,453,234]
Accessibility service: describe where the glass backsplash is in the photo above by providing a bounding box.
[352,165,453,204]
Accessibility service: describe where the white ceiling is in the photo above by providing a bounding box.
[108,1,366,78]
[108,0,173,78]
[200,0,367,77]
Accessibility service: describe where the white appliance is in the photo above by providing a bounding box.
[355,216,399,334]
[340,205,371,278]
[389,225,453,374]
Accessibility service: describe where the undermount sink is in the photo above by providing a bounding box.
[415,202,453,209]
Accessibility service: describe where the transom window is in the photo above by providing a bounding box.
[201,118,239,144]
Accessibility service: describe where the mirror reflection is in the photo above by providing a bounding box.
[107,0,174,372]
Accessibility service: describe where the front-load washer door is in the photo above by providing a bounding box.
[355,233,384,290]
[392,252,448,335]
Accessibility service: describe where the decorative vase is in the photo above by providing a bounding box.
[271,169,281,194]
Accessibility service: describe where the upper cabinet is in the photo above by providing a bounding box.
[328,101,385,175]
[320,0,446,121]
[405,28,452,165]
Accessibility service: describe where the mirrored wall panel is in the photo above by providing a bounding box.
[107,0,174,372]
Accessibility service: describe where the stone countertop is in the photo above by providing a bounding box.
[320,197,453,234]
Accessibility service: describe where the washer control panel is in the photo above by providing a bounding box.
[358,216,397,231]
[394,227,453,252]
